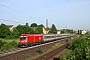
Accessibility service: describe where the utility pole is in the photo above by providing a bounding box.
[46,19,48,34]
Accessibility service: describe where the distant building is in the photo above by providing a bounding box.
[57,30,61,34]
[7,25,15,32]
[43,28,50,34]
[30,27,38,31]
[82,30,87,34]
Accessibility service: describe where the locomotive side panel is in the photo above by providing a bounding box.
[28,35,34,42]
[34,34,43,42]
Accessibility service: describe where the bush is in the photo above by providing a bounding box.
[0,40,18,51]
[65,38,68,42]
[36,48,43,55]
[9,40,18,48]
[60,34,90,60]
[0,40,6,49]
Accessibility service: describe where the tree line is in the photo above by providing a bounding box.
[0,23,43,39]
[61,29,76,34]
[0,23,58,39]
[0,22,75,39]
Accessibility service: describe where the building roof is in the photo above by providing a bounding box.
[30,27,38,30]
[43,27,51,31]
[7,25,14,28]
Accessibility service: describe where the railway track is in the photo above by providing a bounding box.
[0,36,73,60]
[32,42,70,60]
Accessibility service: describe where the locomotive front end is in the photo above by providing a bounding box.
[18,35,28,47]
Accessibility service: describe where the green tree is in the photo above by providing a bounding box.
[31,23,38,27]
[61,29,75,34]
[10,28,19,38]
[29,27,35,34]
[38,24,44,27]
[66,29,74,33]
[35,26,43,34]
[26,23,29,26]
[24,23,30,33]
[61,29,65,33]
[60,34,90,60]
[16,25,25,34]
[24,23,35,34]
[16,23,35,34]
[49,24,57,34]
[0,24,11,38]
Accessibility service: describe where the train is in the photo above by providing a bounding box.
[18,33,74,47]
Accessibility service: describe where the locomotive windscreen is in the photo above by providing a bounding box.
[20,36,26,40]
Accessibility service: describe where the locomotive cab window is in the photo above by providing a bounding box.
[20,36,26,40]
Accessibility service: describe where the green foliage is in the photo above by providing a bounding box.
[38,24,44,27]
[26,23,29,26]
[31,23,38,27]
[0,24,19,39]
[60,34,90,60]
[24,24,34,34]
[9,40,18,47]
[0,24,11,38]
[25,55,33,60]
[36,48,43,55]
[49,24,57,34]
[61,29,75,34]
[0,23,44,39]
[16,25,25,34]
[0,40,6,49]
[8,28,19,39]
[65,38,68,42]
[0,40,18,51]
[35,26,43,34]
[16,24,35,34]
[52,43,60,48]
[29,28,35,34]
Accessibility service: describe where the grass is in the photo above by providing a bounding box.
[25,55,35,60]
[0,38,19,43]
[0,38,19,51]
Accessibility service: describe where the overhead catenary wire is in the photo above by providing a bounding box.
[0,3,41,22]
[0,19,25,24]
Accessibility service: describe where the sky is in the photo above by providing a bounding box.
[0,0,90,30]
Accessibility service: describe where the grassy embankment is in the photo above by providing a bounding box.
[0,38,18,51]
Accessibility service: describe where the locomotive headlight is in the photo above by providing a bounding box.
[25,40,27,42]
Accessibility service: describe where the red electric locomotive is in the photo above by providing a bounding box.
[18,34,44,47]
